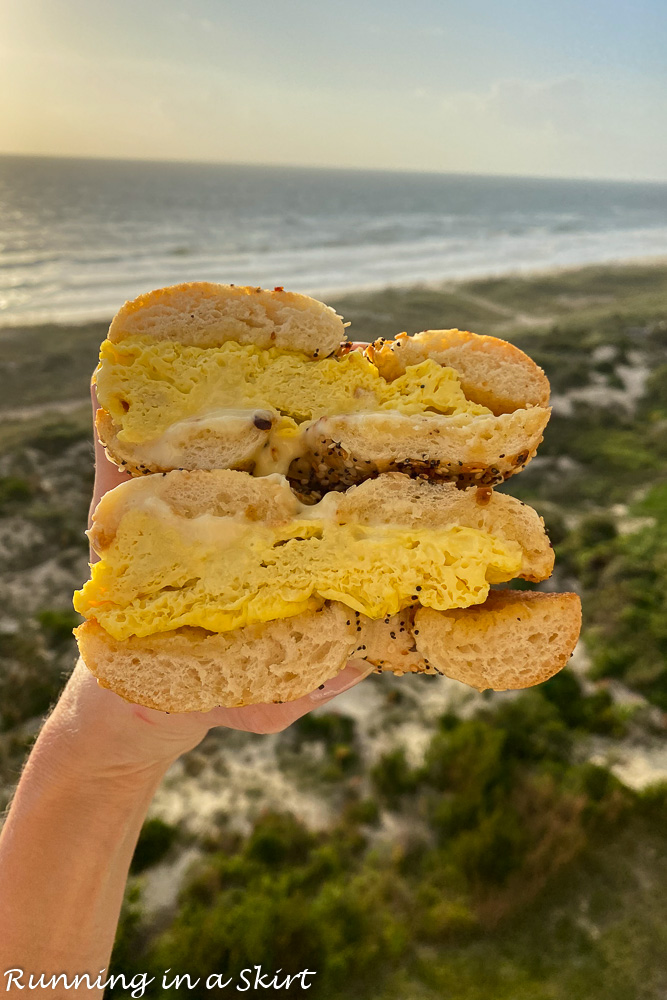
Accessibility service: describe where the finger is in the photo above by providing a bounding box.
[199,660,375,734]
[89,382,131,564]
[89,383,131,526]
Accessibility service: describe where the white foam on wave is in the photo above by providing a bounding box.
[2,223,667,327]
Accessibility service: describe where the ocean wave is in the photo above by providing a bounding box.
[2,223,667,327]
[1,157,667,325]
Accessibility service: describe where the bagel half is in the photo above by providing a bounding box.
[74,471,580,711]
[94,283,550,495]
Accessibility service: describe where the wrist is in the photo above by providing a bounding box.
[34,660,207,792]
[29,710,170,810]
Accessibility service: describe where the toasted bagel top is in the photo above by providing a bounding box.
[107,282,347,358]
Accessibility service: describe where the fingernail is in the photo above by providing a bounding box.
[309,660,375,701]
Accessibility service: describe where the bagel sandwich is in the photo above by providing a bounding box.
[73,471,581,711]
[93,283,551,496]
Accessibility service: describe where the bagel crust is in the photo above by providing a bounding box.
[365,329,550,414]
[298,406,550,493]
[108,282,347,357]
[76,591,582,711]
[413,590,583,691]
[76,605,359,712]
[95,284,550,491]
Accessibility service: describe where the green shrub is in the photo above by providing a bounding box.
[488,692,572,764]
[109,884,146,978]
[130,817,179,875]
[144,812,407,993]
[245,812,315,868]
[450,805,528,887]
[414,883,479,942]
[292,712,356,748]
[541,670,627,737]
[343,797,381,827]
[371,747,419,804]
[37,608,81,648]
[636,781,667,827]
[634,481,667,523]
[25,419,91,454]
[638,363,667,417]
[27,504,88,550]
[0,630,64,730]
[0,476,34,512]
[421,721,505,794]
[285,712,361,782]
[576,494,667,707]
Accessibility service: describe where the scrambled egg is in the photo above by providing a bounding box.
[95,338,491,445]
[74,505,522,640]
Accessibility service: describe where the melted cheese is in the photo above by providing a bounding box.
[94,339,491,446]
[120,412,310,476]
[253,416,307,476]
[74,500,523,640]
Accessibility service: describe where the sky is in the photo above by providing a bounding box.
[1,0,666,181]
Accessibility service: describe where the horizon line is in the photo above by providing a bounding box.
[1,149,666,187]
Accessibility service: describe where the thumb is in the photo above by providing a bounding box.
[200,660,376,735]
[307,659,376,703]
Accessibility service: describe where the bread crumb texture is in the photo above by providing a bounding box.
[76,591,582,711]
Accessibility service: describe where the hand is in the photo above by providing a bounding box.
[66,385,372,775]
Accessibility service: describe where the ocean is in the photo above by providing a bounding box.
[2,154,667,327]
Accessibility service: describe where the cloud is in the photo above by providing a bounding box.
[174,10,216,32]
[442,76,591,137]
